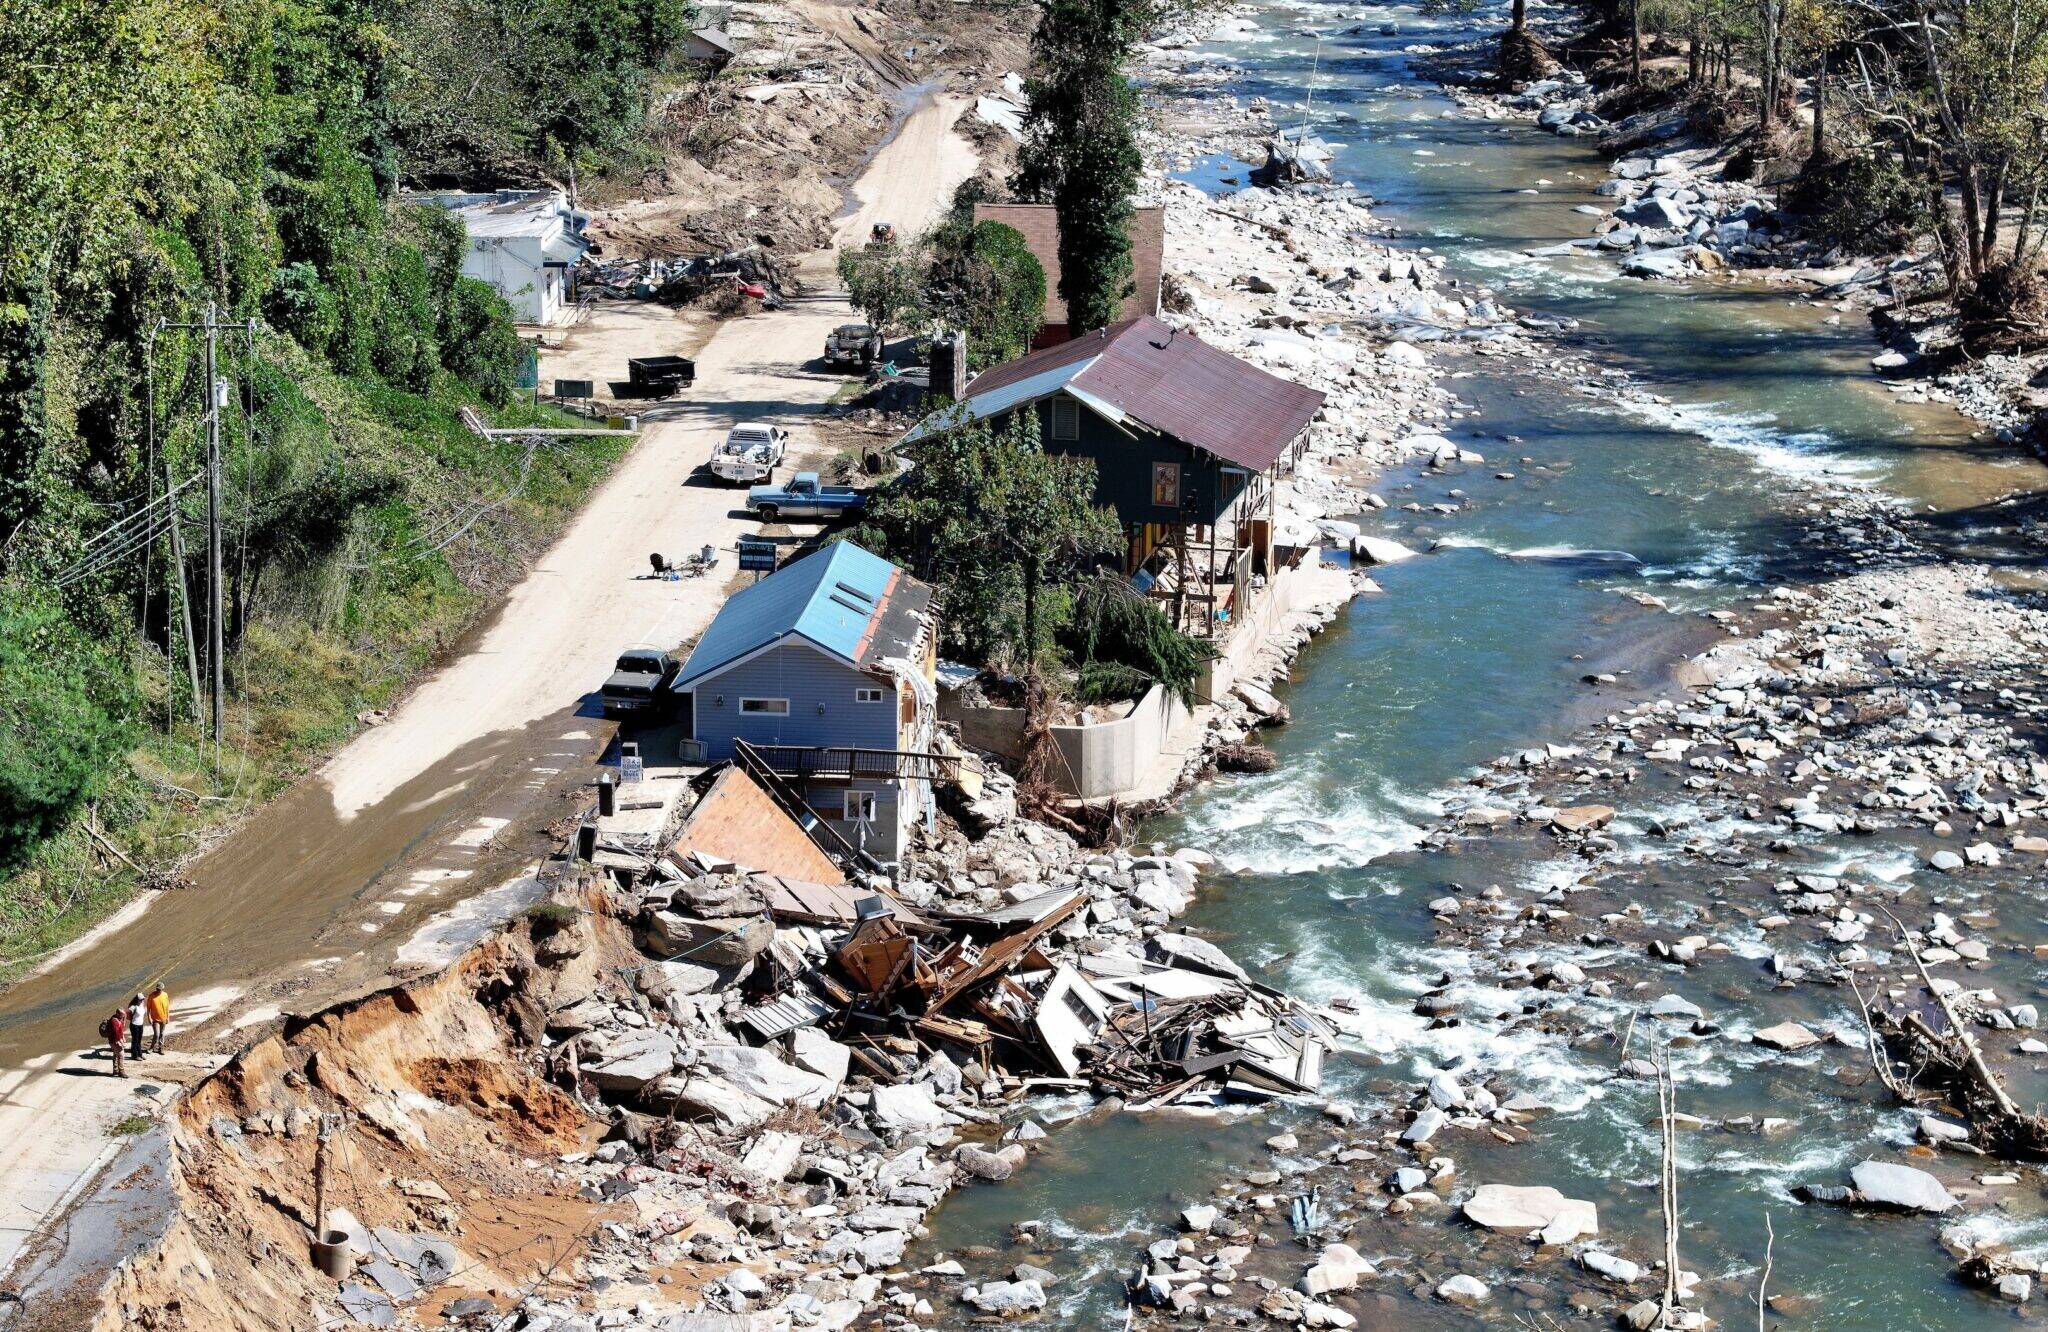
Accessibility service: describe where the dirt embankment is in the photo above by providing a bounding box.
[79,894,633,1332]
[588,0,1029,259]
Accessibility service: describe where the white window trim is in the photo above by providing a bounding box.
[739,697,789,715]
[843,790,878,822]
[855,686,886,703]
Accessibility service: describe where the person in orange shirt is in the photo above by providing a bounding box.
[145,983,171,1054]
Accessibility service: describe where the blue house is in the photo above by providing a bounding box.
[671,542,940,865]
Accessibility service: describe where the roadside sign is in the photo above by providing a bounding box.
[737,537,778,573]
[555,378,595,399]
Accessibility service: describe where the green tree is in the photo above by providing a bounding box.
[924,219,1047,369]
[850,411,1119,669]
[0,592,137,867]
[837,240,928,335]
[1014,0,1145,334]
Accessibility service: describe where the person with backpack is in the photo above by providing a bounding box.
[102,1008,127,1078]
[126,994,147,1063]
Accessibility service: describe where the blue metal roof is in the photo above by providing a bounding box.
[673,541,902,690]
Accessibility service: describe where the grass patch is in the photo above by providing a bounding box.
[111,1114,154,1136]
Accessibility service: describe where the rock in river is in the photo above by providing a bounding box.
[1850,1161,1958,1214]
[1753,1021,1820,1052]
[1462,1184,1598,1242]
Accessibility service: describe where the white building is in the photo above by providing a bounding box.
[414,189,590,326]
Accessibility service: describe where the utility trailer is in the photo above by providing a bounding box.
[627,355,697,398]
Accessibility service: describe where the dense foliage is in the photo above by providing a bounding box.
[836,194,1049,370]
[0,593,137,867]
[0,0,686,953]
[922,214,1048,370]
[1013,0,1145,333]
[848,413,1120,670]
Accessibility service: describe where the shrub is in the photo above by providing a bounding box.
[265,262,341,356]
[0,593,137,867]
[1782,150,1928,255]
[443,278,528,405]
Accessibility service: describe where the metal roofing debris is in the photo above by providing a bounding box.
[738,989,834,1040]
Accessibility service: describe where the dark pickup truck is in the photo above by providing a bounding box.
[601,648,679,718]
[627,356,696,398]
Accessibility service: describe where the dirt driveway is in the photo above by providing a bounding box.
[0,92,977,1288]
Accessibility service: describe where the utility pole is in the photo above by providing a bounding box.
[204,303,223,745]
[165,459,202,729]
[159,304,255,749]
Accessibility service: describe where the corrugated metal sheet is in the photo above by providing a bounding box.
[674,542,930,690]
[940,317,1324,474]
[738,989,833,1040]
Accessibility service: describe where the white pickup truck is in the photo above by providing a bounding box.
[710,423,788,484]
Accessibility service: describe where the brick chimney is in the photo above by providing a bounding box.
[929,330,968,402]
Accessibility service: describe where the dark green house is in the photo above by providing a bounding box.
[898,316,1326,636]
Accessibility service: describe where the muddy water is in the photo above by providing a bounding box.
[920,3,2048,1327]
[0,705,605,1065]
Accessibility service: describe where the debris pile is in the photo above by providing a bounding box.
[575,762,1335,1112]
[581,248,793,306]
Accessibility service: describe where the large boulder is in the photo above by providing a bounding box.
[582,1029,680,1094]
[1300,1243,1376,1295]
[966,1280,1046,1314]
[1549,805,1615,834]
[871,1082,951,1133]
[689,1045,834,1108]
[1616,193,1693,229]
[1148,933,1249,982]
[647,1072,777,1131]
[1351,534,1417,566]
[645,911,771,967]
[1851,1161,1958,1214]
[1462,1184,1599,1243]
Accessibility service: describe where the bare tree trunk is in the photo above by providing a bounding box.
[2014,175,2043,267]
[1512,0,1526,33]
[1687,19,1702,84]
[1984,158,2010,266]
[1760,0,1782,131]
[1630,0,1643,83]
[1809,50,1827,162]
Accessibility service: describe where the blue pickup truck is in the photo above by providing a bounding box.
[746,472,866,522]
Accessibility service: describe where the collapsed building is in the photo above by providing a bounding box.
[36,694,1341,1331]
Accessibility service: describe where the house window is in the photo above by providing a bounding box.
[1050,397,1080,441]
[1152,462,1182,508]
[740,698,789,715]
[855,686,885,703]
[844,790,878,823]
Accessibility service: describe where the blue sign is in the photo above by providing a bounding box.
[737,537,778,573]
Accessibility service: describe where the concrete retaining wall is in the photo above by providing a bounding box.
[942,558,1342,799]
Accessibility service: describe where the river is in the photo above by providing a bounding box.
[919,1,2048,1326]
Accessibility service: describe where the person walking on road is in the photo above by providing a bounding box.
[146,983,171,1054]
[104,1008,128,1078]
[126,993,146,1063]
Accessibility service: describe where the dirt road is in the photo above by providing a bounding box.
[0,93,976,1286]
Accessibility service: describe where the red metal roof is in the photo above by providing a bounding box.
[964,317,1325,473]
